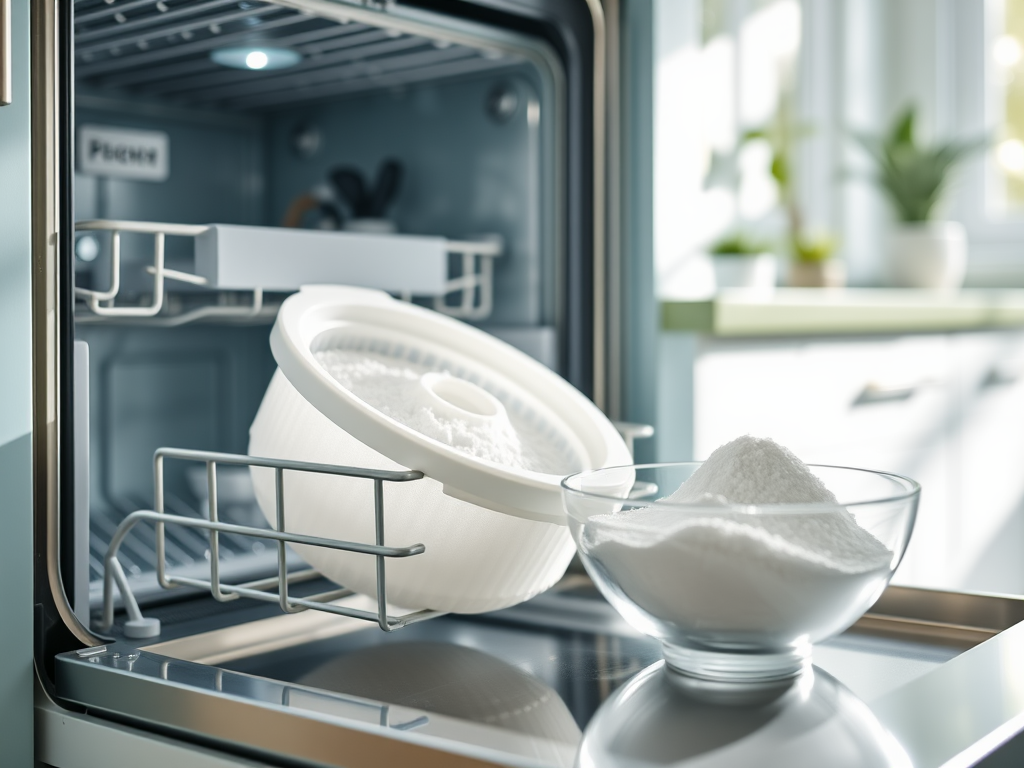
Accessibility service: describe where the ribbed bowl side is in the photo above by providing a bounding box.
[248,370,576,614]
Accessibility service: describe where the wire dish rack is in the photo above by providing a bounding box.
[100,447,444,640]
[74,219,503,325]
[99,428,653,641]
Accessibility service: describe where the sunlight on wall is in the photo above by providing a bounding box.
[654,0,800,297]
[994,1,1024,206]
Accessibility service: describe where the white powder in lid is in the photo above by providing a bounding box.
[313,347,581,475]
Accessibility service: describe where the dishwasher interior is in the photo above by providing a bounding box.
[58,2,1024,766]
[71,0,565,620]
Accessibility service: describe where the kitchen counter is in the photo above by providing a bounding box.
[661,288,1024,336]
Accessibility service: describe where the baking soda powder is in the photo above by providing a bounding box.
[583,436,894,643]
[314,348,579,474]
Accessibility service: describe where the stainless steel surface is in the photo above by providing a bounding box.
[873,584,1024,630]
[36,676,274,768]
[59,581,1024,767]
[0,0,9,106]
[603,0,622,421]
[73,341,91,622]
[870,618,1024,768]
[72,0,546,111]
[100,447,442,635]
[57,646,525,768]
[586,0,607,413]
[33,0,103,647]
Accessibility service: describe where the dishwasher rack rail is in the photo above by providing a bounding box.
[100,447,444,639]
[74,219,503,325]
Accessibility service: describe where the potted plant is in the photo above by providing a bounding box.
[790,233,845,288]
[741,96,845,288]
[708,233,777,290]
[853,107,985,289]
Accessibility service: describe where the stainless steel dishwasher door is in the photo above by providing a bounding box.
[54,583,1024,767]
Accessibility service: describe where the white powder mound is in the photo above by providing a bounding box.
[582,436,894,642]
[666,436,838,505]
[314,348,580,475]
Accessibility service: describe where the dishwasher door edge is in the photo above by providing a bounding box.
[867,615,1024,768]
[54,645,551,768]
[35,676,268,768]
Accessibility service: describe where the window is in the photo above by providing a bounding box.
[653,0,1024,290]
[653,0,803,296]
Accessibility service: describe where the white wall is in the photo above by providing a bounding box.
[0,0,38,763]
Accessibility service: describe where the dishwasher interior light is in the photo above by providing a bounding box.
[211,46,302,71]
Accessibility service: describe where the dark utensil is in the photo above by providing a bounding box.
[369,158,403,217]
[330,167,370,217]
[317,203,342,230]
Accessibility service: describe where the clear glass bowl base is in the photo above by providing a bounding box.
[661,642,811,684]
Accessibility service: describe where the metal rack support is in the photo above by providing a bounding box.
[101,448,442,639]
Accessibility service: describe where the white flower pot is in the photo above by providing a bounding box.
[711,253,777,290]
[789,259,847,288]
[886,222,967,289]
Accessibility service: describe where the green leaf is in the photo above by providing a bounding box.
[848,104,987,222]
[794,234,837,263]
[770,154,788,184]
[890,107,916,147]
[709,233,772,255]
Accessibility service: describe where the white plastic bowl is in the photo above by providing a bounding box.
[249,286,631,613]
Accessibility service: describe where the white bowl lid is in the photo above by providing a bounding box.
[270,286,632,524]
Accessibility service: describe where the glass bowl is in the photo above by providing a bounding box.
[577,661,912,767]
[561,463,919,683]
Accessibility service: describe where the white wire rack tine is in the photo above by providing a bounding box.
[154,453,171,589]
[86,228,167,317]
[461,252,474,315]
[111,560,141,623]
[99,229,120,302]
[207,461,234,602]
[373,478,389,631]
[79,228,121,306]
[110,230,122,301]
[276,467,300,614]
[153,232,165,310]
[477,253,494,320]
[110,559,143,623]
[237,568,321,593]
[146,265,209,286]
[76,220,211,237]
[432,245,498,320]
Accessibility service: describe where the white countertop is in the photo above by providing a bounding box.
[661,288,1024,336]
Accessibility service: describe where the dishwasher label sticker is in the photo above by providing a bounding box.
[78,125,170,182]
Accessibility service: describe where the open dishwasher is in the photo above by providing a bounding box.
[6,0,1024,766]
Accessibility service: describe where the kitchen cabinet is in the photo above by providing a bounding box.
[950,331,1024,592]
[657,325,1024,594]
